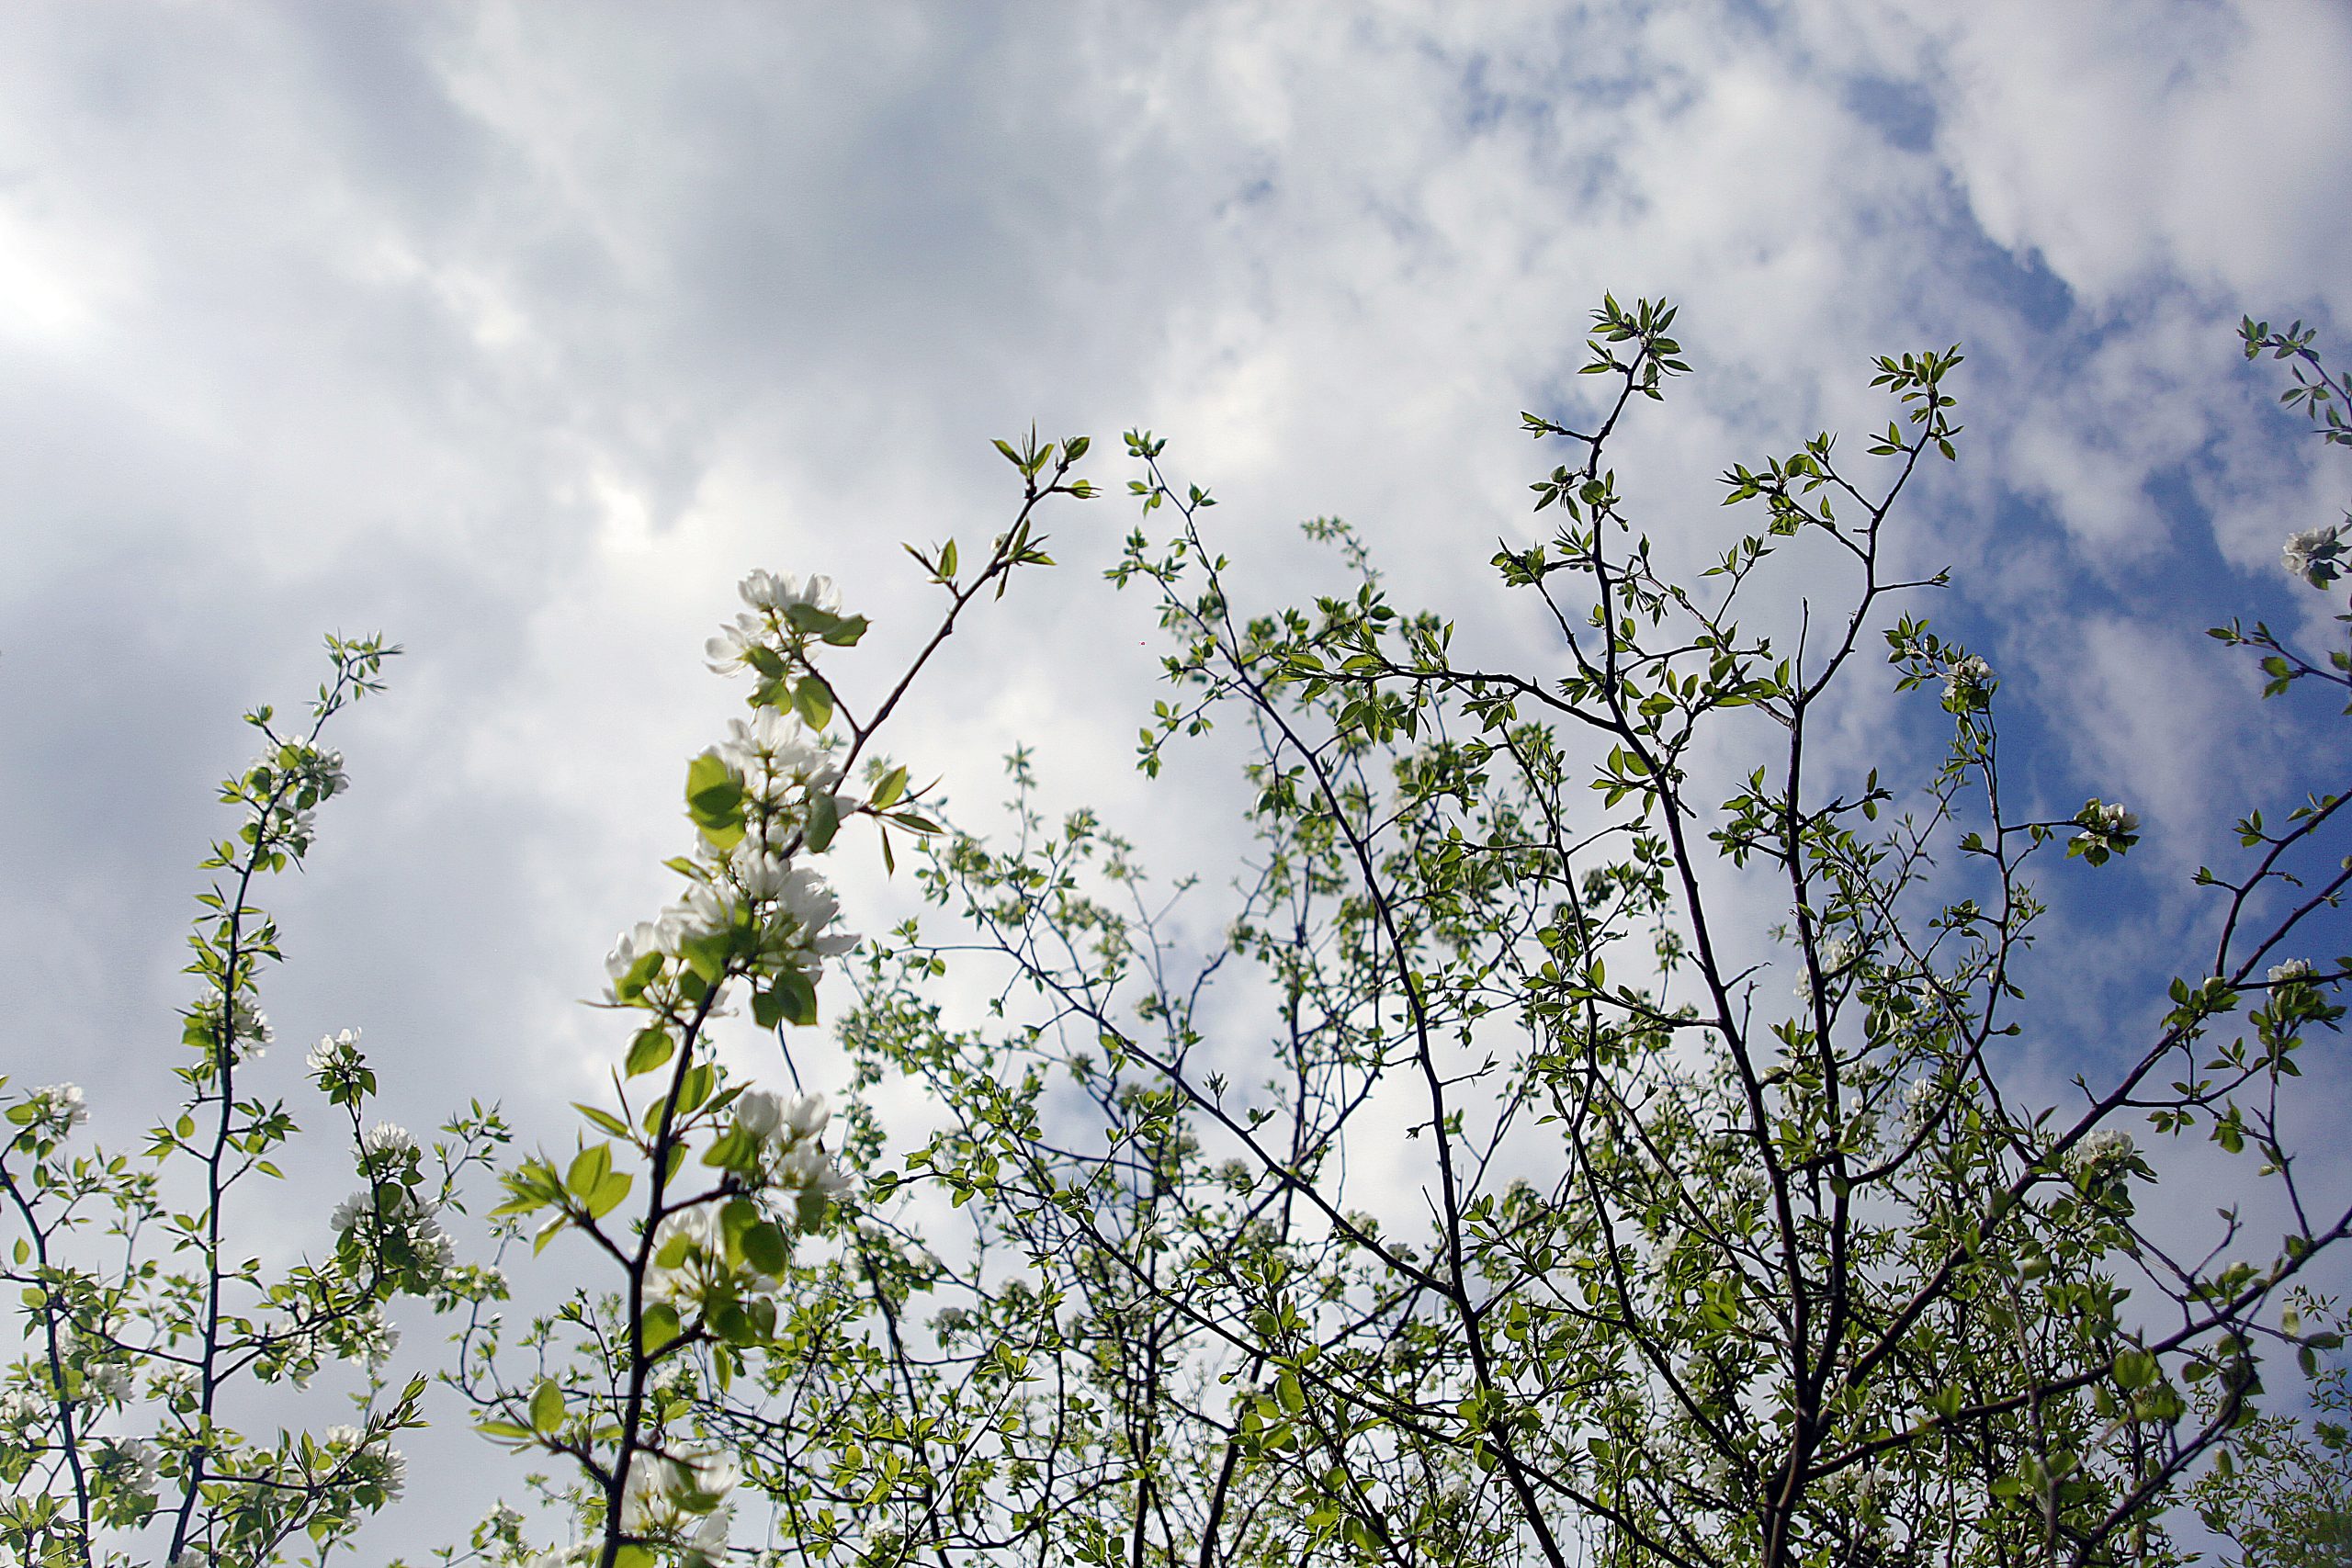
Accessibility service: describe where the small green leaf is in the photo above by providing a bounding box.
[639,1303,683,1358]
[766,968,819,1028]
[742,1219,787,1276]
[585,1170,633,1221]
[806,791,840,852]
[530,1380,563,1434]
[685,752,746,830]
[793,676,834,732]
[625,1028,675,1077]
[566,1143,612,1200]
[575,1103,632,1139]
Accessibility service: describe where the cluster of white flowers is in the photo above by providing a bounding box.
[308,1026,364,1082]
[1816,1461,1884,1507]
[2269,957,2316,984]
[198,996,275,1061]
[85,1364,133,1404]
[339,1303,401,1368]
[1723,1164,1770,1207]
[718,710,841,823]
[91,1434,161,1499]
[647,1202,766,1304]
[735,1087,831,1145]
[605,860,856,1008]
[1898,1074,1940,1134]
[1943,654,1996,707]
[651,1091,850,1303]
[0,1385,48,1430]
[324,1424,408,1502]
[331,1179,456,1277]
[2282,523,2346,589]
[705,570,843,677]
[2075,800,2140,856]
[361,1122,417,1162]
[19,1082,89,1138]
[619,1450,736,1561]
[1793,934,1860,1002]
[2065,1128,2136,1180]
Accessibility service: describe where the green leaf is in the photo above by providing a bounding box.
[575,1103,633,1139]
[682,930,734,986]
[793,676,834,732]
[766,967,819,1028]
[685,751,746,831]
[529,1380,563,1434]
[625,1028,675,1077]
[702,1125,760,1172]
[742,1219,787,1276]
[585,1170,633,1221]
[806,791,841,853]
[870,765,908,810]
[565,1142,612,1201]
[639,1303,683,1358]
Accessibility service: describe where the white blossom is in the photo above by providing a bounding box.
[22,1083,88,1137]
[673,886,735,947]
[704,615,763,673]
[739,570,839,617]
[735,1089,785,1140]
[86,1364,132,1404]
[336,1304,401,1368]
[1944,654,1996,705]
[2075,800,2140,855]
[2270,958,2316,984]
[771,867,858,978]
[308,1027,362,1077]
[620,1450,739,1535]
[720,711,838,801]
[93,1435,161,1497]
[0,1386,47,1427]
[780,1091,830,1143]
[775,1144,829,1189]
[223,998,273,1057]
[2282,523,2346,588]
[362,1122,415,1158]
[1898,1074,1942,1134]
[729,846,794,903]
[605,921,666,998]
[2066,1129,2136,1179]
[1792,935,1859,1001]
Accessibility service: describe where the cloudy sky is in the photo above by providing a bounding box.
[5,0,2349,1550]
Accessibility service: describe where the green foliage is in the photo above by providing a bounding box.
[17,304,2352,1568]
[0,638,508,1568]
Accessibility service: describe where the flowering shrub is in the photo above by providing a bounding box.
[0,637,508,1568]
[9,315,2350,1568]
[459,434,1081,1567]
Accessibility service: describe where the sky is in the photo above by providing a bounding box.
[3,0,2349,1553]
